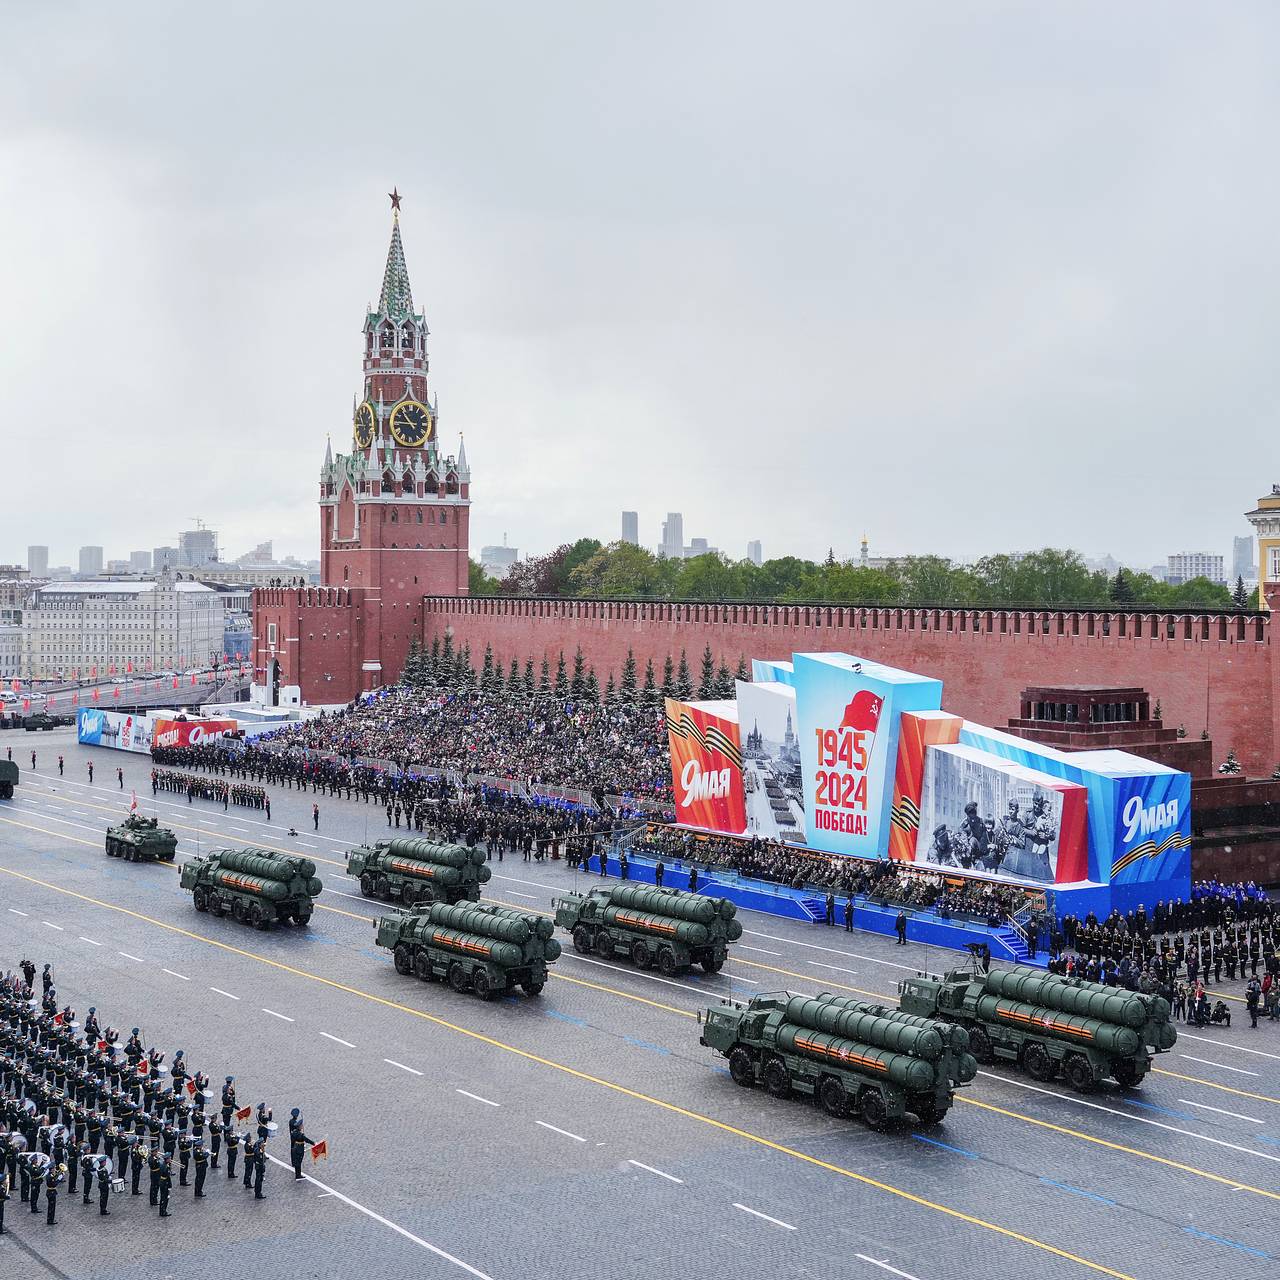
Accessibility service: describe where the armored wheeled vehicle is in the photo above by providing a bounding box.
[0,759,17,799]
[23,712,67,731]
[700,990,976,1128]
[554,882,743,975]
[347,836,491,907]
[376,900,561,999]
[898,964,1177,1090]
[105,814,177,862]
[180,848,322,928]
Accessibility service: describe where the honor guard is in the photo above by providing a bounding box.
[209,1118,222,1169]
[82,1007,99,1043]
[0,1168,8,1234]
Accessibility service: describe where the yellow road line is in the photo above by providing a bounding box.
[0,848,1131,1280]
[1151,1067,1280,1107]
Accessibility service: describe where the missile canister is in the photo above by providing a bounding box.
[772,1024,939,1092]
[600,906,712,947]
[386,838,488,869]
[207,870,290,901]
[982,969,1150,1028]
[973,994,1142,1056]
[348,838,491,906]
[818,992,971,1055]
[215,848,317,881]
[607,883,723,925]
[783,996,945,1061]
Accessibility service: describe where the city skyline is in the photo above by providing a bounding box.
[4,7,1279,569]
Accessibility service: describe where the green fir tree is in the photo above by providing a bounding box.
[554,651,569,697]
[697,643,716,699]
[620,648,638,699]
[675,649,694,700]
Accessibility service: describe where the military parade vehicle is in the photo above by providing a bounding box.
[0,758,17,799]
[104,814,177,862]
[700,989,976,1128]
[180,848,322,928]
[554,882,744,975]
[376,899,561,999]
[23,712,70,731]
[347,836,491,906]
[897,963,1177,1090]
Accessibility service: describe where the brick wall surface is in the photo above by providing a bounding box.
[421,597,1280,776]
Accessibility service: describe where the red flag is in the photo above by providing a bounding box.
[129,790,138,814]
[71,694,78,707]
[113,687,120,699]
[96,1039,108,1052]
[310,1139,328,1161]
[138,1061,150,1078]
[91,666,97,678]
[22,699,29,711]
[9,679,17,692]
[52,1011,65,1027]
[91,688,100,702]
[127,660,134,673]
[190,673,198,686]
[172,677,179,689]
[234,1105,252,1122]
[186,1079,197,1096]
[839,689,883,733]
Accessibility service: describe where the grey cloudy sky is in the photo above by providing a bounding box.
[2,3,1277,571]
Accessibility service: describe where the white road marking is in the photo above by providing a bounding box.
[384,1059,422,1076]
[979,1071,1280,1164]
[1180,1055,1259,1077]
[1177,1098,1264,1124]
[320,1032,354,1047]
[856,1255,921,1280]
[262,1008,294,1022]
[294,840,318,848]
[42,921,64,931]
[456,1089,499,1107]
[738,945,782,956]
[627,1159,683,1183]
[162,969,189,980]
[808,961,860,977]
[78,937,102,946]
[733,1202,796,1230]
[743,928,917,971]
[7,909,28,916]
[1178,1031,1280,1062]
[564,953,714,998]
[535,1120,585,1142]
[118,952,144,962]
[731,976,760,985]
[263,1154,495,1279]
[210,988,239,1000]
[325,888,374,905]
[507,891,538,900]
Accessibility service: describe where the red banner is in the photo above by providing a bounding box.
[151,718,238,749]
[665,697,746,835]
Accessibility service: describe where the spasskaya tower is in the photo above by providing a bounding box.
[252,193,471,705]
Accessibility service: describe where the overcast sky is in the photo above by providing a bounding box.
[3,3,1277,573]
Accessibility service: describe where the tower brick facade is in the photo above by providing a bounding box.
[252,203,470,704]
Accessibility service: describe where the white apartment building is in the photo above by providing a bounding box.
[0,624,20,679]
[1165,553,1225,585]
[20,575,222,678]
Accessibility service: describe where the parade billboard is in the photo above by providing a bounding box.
[793,653,942,858]
[151,718,238,750]
[913,743,1088,885]
[664,697,746,835]
[737,680,805,842]
[76,708,152,754]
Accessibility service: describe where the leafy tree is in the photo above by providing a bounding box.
[672,553,747,601]
[505,538,604,596]
[569,542,663,597]
[1153,699,1162,721]
[697,644,716,699]
[620,648,637,698]
[554,650,569,698]
[468,558,501,597]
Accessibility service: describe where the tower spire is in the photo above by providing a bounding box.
[378,192,414,319]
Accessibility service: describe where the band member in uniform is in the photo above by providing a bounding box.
[157,1153,172,1218]
[225,1127,242,1180]
[192,1142,209,1198]
[96,1158,112,1215]
[220,1077,236,1127]
[288,1108,315,1178]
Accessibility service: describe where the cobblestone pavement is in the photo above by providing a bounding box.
[0,727,1277,1280]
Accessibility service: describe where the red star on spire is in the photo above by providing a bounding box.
[388,187,402,213]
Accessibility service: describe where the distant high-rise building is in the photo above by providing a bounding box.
[78,546,103,576]
[179,528,218,566]
[1166,553,1224,586]
[687,537,718,558]
[129,550,152,572]
[660,513,684,560]
[27,546,48,578]
[480,544,519,579]
[747,540,763,567]
[154,546,179,571]
[106,559,130,574]
[621,511,639,545]
[1233,535,1256,583]
[237,541,273,565]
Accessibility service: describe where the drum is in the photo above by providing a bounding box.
[200,1089,215,1101]
[111,1177,125,1193]
[264,1121,278,1134]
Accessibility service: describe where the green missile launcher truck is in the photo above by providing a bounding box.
[554,882,743,975]
[897,964,1177,1090]
[347,836,492,907]
[700,990,976,1128]
[180,848,322,928]
[105,814,177,863]
[376,899,561,999]
[0,759,17,800]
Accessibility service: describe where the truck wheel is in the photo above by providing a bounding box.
[860,1090,889,1131]
[376,875,390,899]
[253,903,269,930]
[209,895,224,917]
[1064,1055,1094,1092]
[818,1076,849,1118]
[105,839,115,857]
[701,955,723,974]
[729,1047,756,1088]
[232,899,246,923]
[572,926,593,955]
[1021,1042,1054,1082]
[359,873,376,898]
[593,933,614,960]
[473,971,493,1001]
[294,909,312,927]
[413,951,433,981]
[193,888,208,913]
[914,1099,948,1126]
[630,941,651,969]
[521,979,545,996]
[967,1026,994,1065]
[657,949,677,977]
[448,963,467,993]
[762,1059,791,1099]
[394,945,412,976]
[1112,1060,1144,1089]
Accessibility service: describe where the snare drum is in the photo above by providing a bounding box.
[264,1121,279,1134]
[111,1177,126,1194]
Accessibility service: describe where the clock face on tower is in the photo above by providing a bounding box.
[353,401,376,448]
[390,399,433,448]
